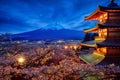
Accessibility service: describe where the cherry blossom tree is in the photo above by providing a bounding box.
[0,44,120,80]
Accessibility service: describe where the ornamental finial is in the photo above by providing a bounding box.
[108,0,118,7]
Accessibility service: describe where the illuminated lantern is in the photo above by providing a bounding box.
[17,56,26,65]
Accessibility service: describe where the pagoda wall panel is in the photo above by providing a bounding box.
[108,32,120,38]
[109,16,120,19]
[108,28,120,38]
[107,48,120,56]
[108,12,120,22]
[109,12,120,16]
[109,29,120,32]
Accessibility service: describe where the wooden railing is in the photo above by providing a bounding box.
[95,36,106,42]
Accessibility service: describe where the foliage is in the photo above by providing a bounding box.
[0,44,120,80]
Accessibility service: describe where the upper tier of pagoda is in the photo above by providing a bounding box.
[85,0,120,21]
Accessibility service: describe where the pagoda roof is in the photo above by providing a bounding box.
[98,22,120,28]
[99,5,120,11]
[85,0,120,21]
[99,0,120,11]
[85,8,104,20]
[97,39,120,47]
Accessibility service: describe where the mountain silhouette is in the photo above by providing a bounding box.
[12,24,85,40]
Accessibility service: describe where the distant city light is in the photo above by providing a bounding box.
[57,40,64,43]
[73,45,77,50]
[64,46,68,49]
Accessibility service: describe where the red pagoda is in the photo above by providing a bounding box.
[81,0,120,65]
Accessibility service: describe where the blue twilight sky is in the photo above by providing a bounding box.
[0,0,120,33]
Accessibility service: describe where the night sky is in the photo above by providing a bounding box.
[0,0,120,33]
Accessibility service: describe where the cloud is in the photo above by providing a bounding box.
[0,0,120,33]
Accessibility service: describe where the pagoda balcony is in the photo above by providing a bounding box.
[95,36,105,42]
[95,36,120,41]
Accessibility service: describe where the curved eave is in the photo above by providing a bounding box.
[85,8,100,20]
[84,26,98,33]
[85,6,107,21]
[80,40,97,48]
[85,5,120,21]
[81,43,97,48]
